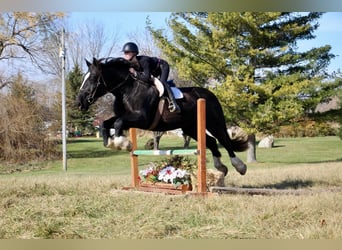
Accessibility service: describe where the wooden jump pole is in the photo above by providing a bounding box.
[197,98,206,193]
[129,127,139,188]
[129,98,207,193]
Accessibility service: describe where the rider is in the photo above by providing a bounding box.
[122,42,181,113]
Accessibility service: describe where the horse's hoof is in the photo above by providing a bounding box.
[231,157,247,175]
[213,157,228,176]
[106,138,115,149]
[123,141,133,151]
[238,166,247,175]
[218,166,228,176]
[113,136,132,151]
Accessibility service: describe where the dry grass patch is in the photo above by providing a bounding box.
[227,162,342,189]
[0,162,341,239]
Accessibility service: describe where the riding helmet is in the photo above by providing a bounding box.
[122,42,139,54]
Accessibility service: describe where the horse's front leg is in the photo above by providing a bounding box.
[111,113,150,151]
[110,117,133,151]
[102,116,117,148]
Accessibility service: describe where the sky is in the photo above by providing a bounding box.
[68,12,342,74]
[68,12,170,53]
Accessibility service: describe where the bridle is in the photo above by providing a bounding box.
[86,71,132,104]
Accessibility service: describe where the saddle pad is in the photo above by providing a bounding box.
[153,78,164,97]
[171,87,183,99]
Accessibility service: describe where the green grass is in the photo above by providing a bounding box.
[255,136,342,165]
[3,135,341,176]
[2,135,200,176]
[0,136,341,239]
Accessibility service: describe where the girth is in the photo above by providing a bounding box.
[147,98,166,130]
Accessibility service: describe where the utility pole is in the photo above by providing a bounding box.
[59,28,67,171]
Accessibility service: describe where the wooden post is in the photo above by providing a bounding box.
[197,98,207,193]
[129,128,139,187]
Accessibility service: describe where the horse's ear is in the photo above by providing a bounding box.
[93,57,100,67]
[85,59,91,67]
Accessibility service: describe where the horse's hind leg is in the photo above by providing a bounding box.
[183,128,229,176]
[203,134,230,176]
[209,128,247,175]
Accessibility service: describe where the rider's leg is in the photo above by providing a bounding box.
[159,61,181,113]
[163,82,180,112]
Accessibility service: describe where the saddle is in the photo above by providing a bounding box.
[153,78,183,99]
[148,78,183,130]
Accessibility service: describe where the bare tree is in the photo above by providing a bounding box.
[66,19,120,71]
[127,28,160,57]
[58,19,122,131]
[0,13,63,61]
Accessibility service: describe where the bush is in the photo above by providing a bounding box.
[0,77,60,166]
[337,126,342,140]
[275,120,338,138]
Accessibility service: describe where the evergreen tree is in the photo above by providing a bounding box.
[66,64,94,135]
[149,12,341,162]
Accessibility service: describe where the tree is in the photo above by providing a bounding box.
[316,75,342,139]
[148,12,341,162]
[65,64,95,135]
[338,77,342,139]
[66,19,120,72]
[0,12,64,88]
[0,73,59,163]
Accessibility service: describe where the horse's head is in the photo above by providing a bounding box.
[76,58,108,111]
[76,57,133,111]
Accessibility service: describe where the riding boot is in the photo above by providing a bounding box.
[163,82,181,113]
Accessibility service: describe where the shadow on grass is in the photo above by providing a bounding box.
[272,145,286,148]
[256,158,342,165]
[67,139,101,144]
[158,145,197,150]
[67,148,128,159]
[301,159,342,164]
[241,179,314,190]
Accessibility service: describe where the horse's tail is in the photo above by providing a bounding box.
[228,126,249,152]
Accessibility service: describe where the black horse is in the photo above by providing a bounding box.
[76,57,248,176]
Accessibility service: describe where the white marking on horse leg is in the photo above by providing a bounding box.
[121,138,132,151]
[106,137,115,149]
[113,136,125,150]
[113,136,132,151]
[230,156,247,175]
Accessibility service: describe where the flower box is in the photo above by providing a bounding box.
[138,182,192,195]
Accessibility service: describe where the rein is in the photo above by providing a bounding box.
[105,72,132,93]
[87,71,132,104]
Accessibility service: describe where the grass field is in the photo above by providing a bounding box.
[0,136,341,239]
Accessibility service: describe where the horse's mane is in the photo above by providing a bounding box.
[99,57,131,68]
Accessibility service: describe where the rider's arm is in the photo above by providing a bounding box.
[136,57,152,82]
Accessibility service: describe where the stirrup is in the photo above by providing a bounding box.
[168,102,180,113]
